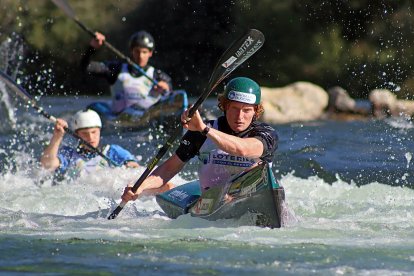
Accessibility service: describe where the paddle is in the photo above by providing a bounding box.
[51,0,158,86]
[0,70,120,167]
[107,29,265,220]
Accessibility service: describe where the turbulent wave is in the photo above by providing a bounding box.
[385,116,414,130]
[0,167,413,244]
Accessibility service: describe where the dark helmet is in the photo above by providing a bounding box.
[128,30,155,51]
[224,77,261,105]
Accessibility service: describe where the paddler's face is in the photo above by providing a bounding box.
[75,127,101,148]
[225,101,256,132]
[131,47,153,67]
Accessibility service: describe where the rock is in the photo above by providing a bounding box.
[368,89,398,118]
[258,82,414,123]
[261,81,328,124]
[396,100,414,117]
[327,86,356,112]
[368,89,414,118]
[324,86,371,120]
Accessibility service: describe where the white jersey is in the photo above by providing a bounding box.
[197,120,261,191]
[110,64,159,113]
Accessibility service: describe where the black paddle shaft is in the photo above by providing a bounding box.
[107,29,265,220]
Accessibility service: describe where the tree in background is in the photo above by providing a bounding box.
[1,0,414,99]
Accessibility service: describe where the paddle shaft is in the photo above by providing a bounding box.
[108,126,181,217]
[108,93,206,218]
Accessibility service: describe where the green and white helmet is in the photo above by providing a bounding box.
[224,77,261,105]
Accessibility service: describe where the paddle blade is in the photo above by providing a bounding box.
[207,29,265,92]
[51,0,76,19]
[189,29,265,117]
[107,205,123,220]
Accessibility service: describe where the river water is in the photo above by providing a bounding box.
[0,94,413,275]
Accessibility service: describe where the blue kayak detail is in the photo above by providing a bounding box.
[156,180,201,219]
[87,102,116,120]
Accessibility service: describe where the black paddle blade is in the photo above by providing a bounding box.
[208,29,265,91]
[107,205,123,220]
[51,0,76,19]
[189,29,265,117]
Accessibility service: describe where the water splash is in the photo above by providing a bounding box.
[0,33,24,133]
[405,152,412,169]
[0,82,16,133]
[0,33,24,77]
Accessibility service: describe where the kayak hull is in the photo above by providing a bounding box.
[156,162,285,228]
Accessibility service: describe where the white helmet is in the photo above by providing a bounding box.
[71,109,102,130]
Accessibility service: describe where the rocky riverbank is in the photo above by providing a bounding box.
[260,82,414,124]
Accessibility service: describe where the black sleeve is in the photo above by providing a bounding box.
[80,46,96,73]
[175,130,207,162]
[79,46,122,85]
[248,122,278,163]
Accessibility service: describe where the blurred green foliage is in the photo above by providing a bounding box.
[1,0,414,99]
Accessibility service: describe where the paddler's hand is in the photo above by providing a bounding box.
[153,80,170,96]
[125,161,139,168]
[53,118,68,138]
[90,32,105,49]
[181,108,206,132]
[121,184,141,202]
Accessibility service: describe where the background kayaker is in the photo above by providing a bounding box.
[40,109,140,180]
[80,30,172,114]
[121,77,278,200]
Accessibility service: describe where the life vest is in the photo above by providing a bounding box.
[65,145,111,179]
[197,120,261,191]
[110,64,158,113]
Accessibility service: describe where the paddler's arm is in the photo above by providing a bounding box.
[106,145,140,168]
[181,109,264,159]
[40,118,67,171]
[80,32,104,74]
[121,154,185,201]
[203,126,263,158]
[79,32,119,84]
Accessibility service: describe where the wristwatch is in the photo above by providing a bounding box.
[201,125,210,136]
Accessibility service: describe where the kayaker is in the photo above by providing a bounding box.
[40,109,140,180]
[121,77,278,200]
[40,109,176,191]
[80,30,172,114]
